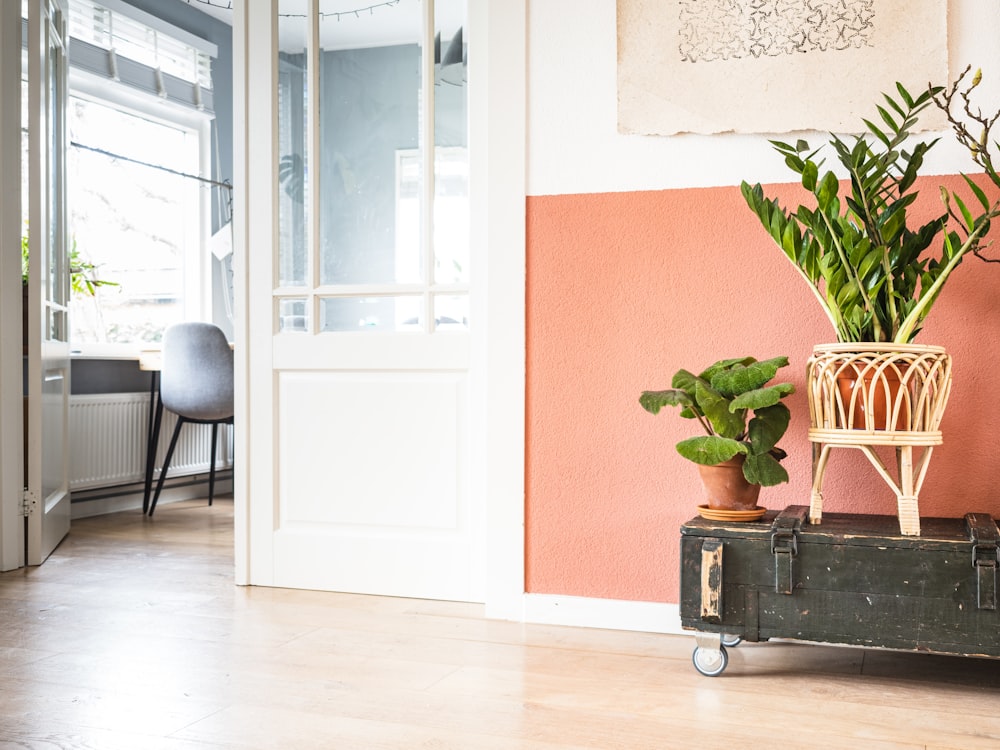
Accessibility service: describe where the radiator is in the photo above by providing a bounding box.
[68,392,233,490]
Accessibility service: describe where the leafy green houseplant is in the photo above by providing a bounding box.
[740,83,990,345]
[738,82,1000,534]
[639,356,795,500]
[21,228,117,296]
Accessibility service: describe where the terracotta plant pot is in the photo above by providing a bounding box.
[696,456,761,511]
[835,364,908,431]
[805,343,954,535]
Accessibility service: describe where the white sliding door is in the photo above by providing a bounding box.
[238,0,490,601]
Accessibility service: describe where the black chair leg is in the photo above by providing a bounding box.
[208,422,219,506]
[149,417,185,517]
[142,374,162,514]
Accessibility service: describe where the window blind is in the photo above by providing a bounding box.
[59,0,217,113]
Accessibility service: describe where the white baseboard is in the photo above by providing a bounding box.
[71,476,233,519]
[523,593,686,636]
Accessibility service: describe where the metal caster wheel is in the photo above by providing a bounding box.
[721,634,742,648]
[692,644,728,677]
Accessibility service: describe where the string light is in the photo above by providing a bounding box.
[181,0,405,21]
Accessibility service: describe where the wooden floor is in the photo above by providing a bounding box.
[0,500,998,749]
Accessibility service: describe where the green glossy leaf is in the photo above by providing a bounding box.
[802,161,818,191]
[638,389,692,415]
[710,356,789,397]
[781,219,802,263]
[862,118,890,147]
[729,383,795,412]
[746,403,791,454]
[952,191,974,231]
[695,381,745,439]
[877,104,899,133]
[961,174,990,211]
[742,452,789,486]
[698,357,756,383]
[816,171,840,212]
[895,81,915,109]
[676,436,746,466]
[670,369,701,395]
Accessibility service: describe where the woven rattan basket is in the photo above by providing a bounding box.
[806,343,953,535]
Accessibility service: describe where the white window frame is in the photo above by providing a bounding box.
[65,67,212,358]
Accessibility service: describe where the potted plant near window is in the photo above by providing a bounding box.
[22,228,117,349]
[640,356,794,521]
[740,82,997,534]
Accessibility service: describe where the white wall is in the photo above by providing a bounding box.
[527,0,1000,197]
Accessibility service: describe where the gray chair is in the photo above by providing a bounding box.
[148,322,233,517]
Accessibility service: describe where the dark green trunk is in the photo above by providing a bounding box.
[680,506,1000,658]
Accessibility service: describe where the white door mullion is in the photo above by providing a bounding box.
[421,0,436,332]
[306,0,321,331]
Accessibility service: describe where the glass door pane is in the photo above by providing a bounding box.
[275,0,469,334]
[45,3,68,341]
[317,0,423,287]
[277,0,309,291]
[433,0,468,288]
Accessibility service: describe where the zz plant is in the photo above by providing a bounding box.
[741,82,992,344]
[639,356,794,487]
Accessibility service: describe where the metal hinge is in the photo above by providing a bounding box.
[21,489,37,517]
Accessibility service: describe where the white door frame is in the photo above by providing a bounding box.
[231,0,526,617]
[0,2,25,572]
[470,0,527,620]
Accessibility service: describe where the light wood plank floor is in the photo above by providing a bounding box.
[0,498,998,749]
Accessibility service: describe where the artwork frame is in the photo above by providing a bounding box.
[617,0,948,135]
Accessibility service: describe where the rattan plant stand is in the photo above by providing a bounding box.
[806,344,953,536]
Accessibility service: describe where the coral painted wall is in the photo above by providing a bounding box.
[522,0,1000,614]
[525,176,1000,604]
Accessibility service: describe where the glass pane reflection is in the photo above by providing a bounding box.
[319,296,422,332]
[278,297,309,332]
[434,294,468,331]
[318,0,422,286]
[277,0,309,288]
[434,0,468,285]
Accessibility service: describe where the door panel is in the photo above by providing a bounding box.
[278,372,467,529]
[275,371,475,600]
[26,0,70,566]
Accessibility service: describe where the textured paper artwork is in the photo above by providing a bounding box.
[618,0,948,135]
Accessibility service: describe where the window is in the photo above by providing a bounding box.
[56,0,217,353]
[66,92,206,349]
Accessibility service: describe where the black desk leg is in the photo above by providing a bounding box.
[142,372,162,514]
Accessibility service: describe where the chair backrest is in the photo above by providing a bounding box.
[159,322,234,421]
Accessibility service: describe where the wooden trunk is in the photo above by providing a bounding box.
[679,506,1000,673]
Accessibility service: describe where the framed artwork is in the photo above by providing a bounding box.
[618,0,948,135]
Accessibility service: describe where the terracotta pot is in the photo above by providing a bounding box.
[696,456,761,511]
[835,365,908,431]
